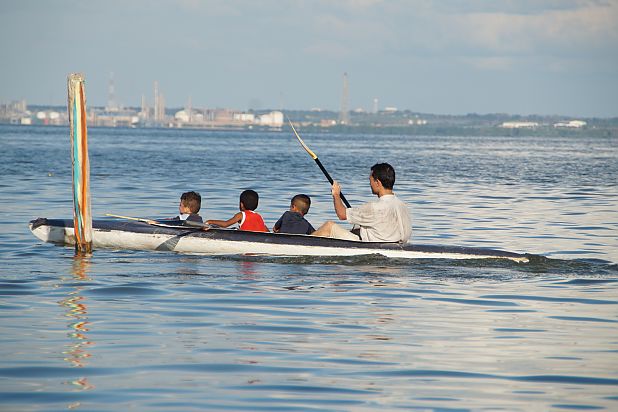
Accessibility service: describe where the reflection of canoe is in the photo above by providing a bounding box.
[29,218,529,262]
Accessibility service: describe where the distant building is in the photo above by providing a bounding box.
[256,111,283,127]
[554,120,586,128]
[168,109,283,129]
[91,109,139,127]
[0,100,30,124]
[213,109,235,124]
[501,121,539,129]
[175,109,205,124]
[35,110,63,126]
[234,113,256,122]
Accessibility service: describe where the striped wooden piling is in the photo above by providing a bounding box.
[67,73,93,253]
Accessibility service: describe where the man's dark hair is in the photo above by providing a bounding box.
[371,163,396,190]
[181,191,201,213]
[240,189,259,211]
[291,194,311,215]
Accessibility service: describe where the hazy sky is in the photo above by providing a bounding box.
[1,0,617,116]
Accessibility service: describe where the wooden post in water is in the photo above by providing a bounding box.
[67,73,93,254]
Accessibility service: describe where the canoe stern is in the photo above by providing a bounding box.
[30,218,76,245]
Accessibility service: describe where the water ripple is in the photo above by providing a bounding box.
[480,294,617,305]
[227,324,335,334]
[85,285,168,296]
[548,316,618,323]
[145,363,314,374]
[363,369,618,386]
[424,297,519,306]
[0,366,128,378]
[226,384,379,395]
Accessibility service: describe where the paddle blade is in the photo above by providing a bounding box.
[288,119,318,160]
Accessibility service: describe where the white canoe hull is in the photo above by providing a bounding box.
[29,218,529,262]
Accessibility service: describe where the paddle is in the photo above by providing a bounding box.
[105,213,156,224]
[288,119,351,208]
[105,213,210,229]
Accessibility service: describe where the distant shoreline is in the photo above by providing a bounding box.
[2,103,616,137]
[2,122,616,138]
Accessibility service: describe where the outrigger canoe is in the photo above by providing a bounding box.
[29,218,529,262]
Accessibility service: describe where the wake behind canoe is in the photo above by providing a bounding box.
[29,218,529,262]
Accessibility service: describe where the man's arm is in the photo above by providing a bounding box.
[332,181,347,220]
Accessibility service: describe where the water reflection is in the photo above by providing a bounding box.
[239,260,258,279]
[175,256,201,277]
[58,255,94,396]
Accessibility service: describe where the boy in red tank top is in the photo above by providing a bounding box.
[206,189,268,232]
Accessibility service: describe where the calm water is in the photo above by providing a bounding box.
[0,125,617,411]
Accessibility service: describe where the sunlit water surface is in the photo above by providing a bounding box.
[0,125,617,411]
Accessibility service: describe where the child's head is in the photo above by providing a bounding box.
[290,194,311,216]
[180,191,201,214]
[240,189,259,211]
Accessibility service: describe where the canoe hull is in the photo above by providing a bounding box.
[29,218,529,262]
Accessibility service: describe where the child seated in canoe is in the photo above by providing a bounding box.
[206,189,268,232]
[164,191,203,224]
[273,194,315,235]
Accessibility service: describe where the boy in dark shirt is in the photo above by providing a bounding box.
[273,194,315,235]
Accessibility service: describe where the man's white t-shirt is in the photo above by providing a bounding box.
[346,194,412,242]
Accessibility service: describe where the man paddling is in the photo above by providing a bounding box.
[312,163,412,242]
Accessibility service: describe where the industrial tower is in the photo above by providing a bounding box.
[153,81,159,122]
[154,81,165,123]
[107,72,118,112]
[339,72,350,125]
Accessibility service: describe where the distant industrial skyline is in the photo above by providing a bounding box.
[1,1,617,117]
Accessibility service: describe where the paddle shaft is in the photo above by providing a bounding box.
[313,158,351,208]
[105,213,154,224]
[105,213,208,229]
[288,119,352,208]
